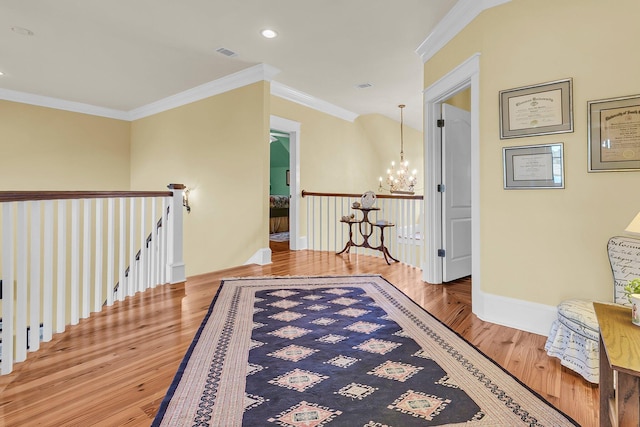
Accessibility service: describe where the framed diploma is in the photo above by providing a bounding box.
[499,79,573,139]
[588,94,640,172]
[503,143,564,189]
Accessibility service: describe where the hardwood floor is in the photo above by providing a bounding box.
[0,250,598,426]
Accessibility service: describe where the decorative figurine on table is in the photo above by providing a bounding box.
[361,190,376,209]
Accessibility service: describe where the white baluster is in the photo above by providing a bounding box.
[43,200,53,342]
[16,202,27,362]
[71,199,80,325]
[139,198,147,292]
[94,198,103,312]
[56,201,66,333]
[118,198,126,301]
[82,199,91,319]
[150,198,157,288]
[2,202,15,374]
[106,198,115,306]
[29,201,41,352]
[129,198,136,295]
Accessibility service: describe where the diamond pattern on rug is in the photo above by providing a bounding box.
[363,422,393,427]
[268,401,342,427]
[310,317,336,326]
[437,374,460,389]
[270,300,302,309]
[412,349,432,360]
[246,363,266,376]
[367,360,423,382]
[306,304,330,311]
[344,321,385,335]
[335,383,378,400]
[269,326,313,340]
[330,297,360,306]
[388,390,451,421]
[270,311,306,322]
[323,288,352,295]
[316,334,348,344]
[269,368,329,392]
[353,338,401,355]
[250,340,265,349]
[245,393,268,410]
[336,308,370,318]
[268,344,318,362]
[302,294,324,301]
[253,322,267,329]
[392,329,410,338]
[269,290,299,298]
[324,355,360,368]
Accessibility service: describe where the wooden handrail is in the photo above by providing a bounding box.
[302,190,423,200]
[0,190,172,203]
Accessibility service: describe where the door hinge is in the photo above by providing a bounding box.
[437,119,445,128]
[437,249,446,257]
[437,184,445,193]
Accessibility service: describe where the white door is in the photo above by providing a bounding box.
[441,104,472,281]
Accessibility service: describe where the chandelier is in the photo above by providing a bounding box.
[378,104,418,195]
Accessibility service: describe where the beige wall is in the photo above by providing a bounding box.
[0,100,131,190]
[424,0,640,305]
[130,82,270,276]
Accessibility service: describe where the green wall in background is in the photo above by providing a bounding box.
[270,130,290,195]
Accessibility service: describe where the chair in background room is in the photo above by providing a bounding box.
[544,235,640,383]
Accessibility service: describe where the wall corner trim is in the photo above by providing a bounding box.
[416,0,511,63]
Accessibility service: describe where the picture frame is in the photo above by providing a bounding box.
[588,94,640,172]
[286,169,290,186]
[499,78,573,139]
[503,143,564,189]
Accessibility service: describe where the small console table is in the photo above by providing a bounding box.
[337,207,398,265]
[593,302,640,427]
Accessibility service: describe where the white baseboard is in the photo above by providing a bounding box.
[296,236,308,250]
[244,248,272,265]
[475,291,558,337]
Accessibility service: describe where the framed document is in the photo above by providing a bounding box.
[499,79,573,139]
[503,143,564,189]
[588,94,640,172]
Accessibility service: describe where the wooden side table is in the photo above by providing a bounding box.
[593,302,640,427]
[337,207,398,265]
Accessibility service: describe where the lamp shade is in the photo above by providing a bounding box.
[625,211,640,235]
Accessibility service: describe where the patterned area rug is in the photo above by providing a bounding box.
[153,276,578,426]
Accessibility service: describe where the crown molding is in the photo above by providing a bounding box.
[129,63,281,120]
[0,63,360,124]
[416,0,511,63]
[0,87,130,120]
[271,81,358,123]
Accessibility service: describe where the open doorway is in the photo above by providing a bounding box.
[269,116,302,251]
[423,54,483,317]
[269,129,291,252]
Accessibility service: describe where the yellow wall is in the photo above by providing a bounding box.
[424,0,640,305]
[271,97,422,193]
[130,82,270,276]
[0,100,131,190]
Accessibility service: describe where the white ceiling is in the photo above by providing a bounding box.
[0,0,459,130]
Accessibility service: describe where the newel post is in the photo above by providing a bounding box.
[167,183,186,284]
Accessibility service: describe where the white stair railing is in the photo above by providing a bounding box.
[302,190,423,268]
[0,184,186,375]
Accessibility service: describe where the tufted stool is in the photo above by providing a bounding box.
[544,299,600,383]
[544,236,640,384]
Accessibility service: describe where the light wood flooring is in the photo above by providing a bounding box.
[0,249,598,426]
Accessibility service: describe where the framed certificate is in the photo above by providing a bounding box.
[499,79,573,139]
[588,94,640,172]
[503,143,564,189]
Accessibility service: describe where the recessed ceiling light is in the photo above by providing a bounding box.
[11,26,34,36]
[0,71,4,76]
[261,29,278,39]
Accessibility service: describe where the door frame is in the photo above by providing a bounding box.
[423,53,484,317]
[270,115,303,250]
